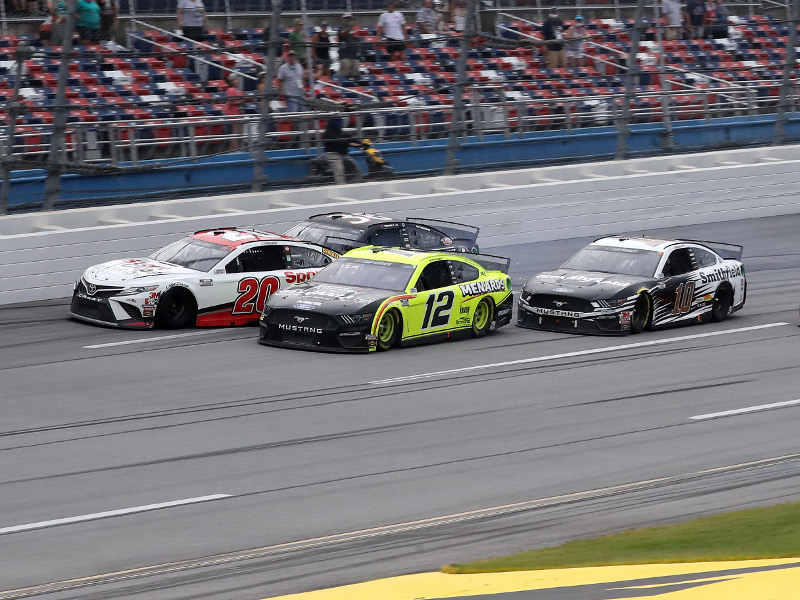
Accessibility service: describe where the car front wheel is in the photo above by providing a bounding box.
[376,310,400,351]
[155,289,197,329]
[630,294,651,334]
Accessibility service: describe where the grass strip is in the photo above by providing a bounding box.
[443,501,800,573]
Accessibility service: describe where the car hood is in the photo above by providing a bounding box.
[266,282,399,313]
[525,269,653,299]
[84,259,198,284]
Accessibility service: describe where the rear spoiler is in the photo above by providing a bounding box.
[451,251,511,274]
[687,240,744,261]
[405,218,480,244]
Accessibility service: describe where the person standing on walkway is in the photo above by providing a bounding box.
[377,1,407,62]
[288,18,307,63]
[323,118,359,185]
[338,13,361,79]
[542,10,568,69]
[277,50,306,112]
[565,15,587,68]
[177,0,208,43]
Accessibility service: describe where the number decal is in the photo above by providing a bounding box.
[422,290,455,329]
[671,281,696,315]
[233,276,280,314]
[337,213,392,225]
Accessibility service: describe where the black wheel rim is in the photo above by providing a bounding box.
[633,297,648,328]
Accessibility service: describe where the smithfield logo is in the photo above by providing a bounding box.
[553,301,567,307]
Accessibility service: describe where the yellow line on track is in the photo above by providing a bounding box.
[264,559,800,599]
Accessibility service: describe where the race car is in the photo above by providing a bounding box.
[284,212,480,255]
[258,247,513,352]
[69,227,339,329]
[517,236,746,335]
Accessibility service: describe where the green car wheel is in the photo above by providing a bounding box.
[377,310,399,351]
[471,298,493,338]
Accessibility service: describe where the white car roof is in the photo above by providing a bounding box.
[590,236,690,252]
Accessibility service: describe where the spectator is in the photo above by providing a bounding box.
[377,1,407,62]
[661,0,682,40]
[98,0,118,44]
[322,118,359,185]
[76,0,101,45]
[542,10,568,69]
[565,14,586,68]
[311,21,332,77]
[45,0,67,46]
[684,0,706,39]
[451,0,467,32]
[707,0,729,38]
[338,13,360,79]
[416,0,441,34]
[177,0,208,43]
[289,18,307,63]
[277,50,306,112]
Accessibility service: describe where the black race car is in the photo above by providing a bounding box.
[517,235,747,335]
[284,212,480,255]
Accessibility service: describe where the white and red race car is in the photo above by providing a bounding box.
[69,227,339,329]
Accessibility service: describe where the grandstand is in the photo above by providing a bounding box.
[0,0,799,209]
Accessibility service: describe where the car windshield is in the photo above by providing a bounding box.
[285,222,363,245]
[561,245,662,278]
[311,257,416,292]
[149,238,231,272]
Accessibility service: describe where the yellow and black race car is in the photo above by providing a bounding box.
[258,247,513,352]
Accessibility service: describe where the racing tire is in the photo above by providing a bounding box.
[376,310,400,351]
[471,298,493,338]
[630,293,651,334]
[711,284,732,323]
[155,289,197,329]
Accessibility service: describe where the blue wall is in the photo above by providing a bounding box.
[6,113,800,211]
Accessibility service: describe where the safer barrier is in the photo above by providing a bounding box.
[2,142,800,306]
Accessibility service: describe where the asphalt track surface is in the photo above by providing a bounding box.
[1,214,799,600]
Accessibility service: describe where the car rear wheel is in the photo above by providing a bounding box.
[471,298,493,338]
[376,310,400,351]
[630,293,651,334]
[711,285,732,322]
[155,289,196,329]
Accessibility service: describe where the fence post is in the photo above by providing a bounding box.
[445,0,478,175]
[653,0,674,150]
[774,0,799,144]
[43,0,78,211]
[616,0,645,159]
[253,0,282,191]
[0,42,32,214]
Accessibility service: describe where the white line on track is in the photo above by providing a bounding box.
[370,322,790,385]
[0,494,231,535]
[84,330,224,349]
[690,399,800,421]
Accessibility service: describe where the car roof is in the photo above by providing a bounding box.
[343,246,461,265]
[307,212,392,229]
[191,227,295,248]
[591,235,693,252]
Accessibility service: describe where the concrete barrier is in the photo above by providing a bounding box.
[2,143,800,305]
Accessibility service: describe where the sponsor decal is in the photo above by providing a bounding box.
[458,279,506,296]
[442,236,453,246]
[321,247,340,258]
[456,316,471,325]
[143,309,154,317]
[700,264,742,284]
[214,269,225,274]
[285,271,319,284]
[619,311,631,324]
[703,294,713,301]
[401,298,410,307]
[365,334,378,341]
[497,307,511,315]
[277,324,323,334]
[529,307,581,318]
[293,303,317,310]
[460,306,470,314]
[553,287,573,293]
[199,279,213,286]
[166,282,189,289]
